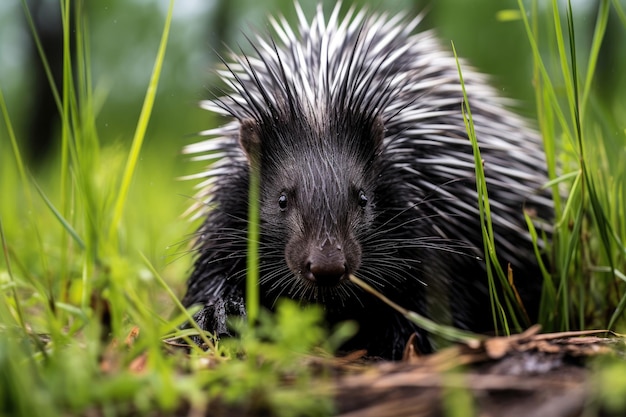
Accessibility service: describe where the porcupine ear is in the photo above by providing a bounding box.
[239,118,262,167]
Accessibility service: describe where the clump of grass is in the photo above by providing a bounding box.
[445,0,626,339]
[1,0,189,413]
[190,300,346,417]
[516,0,626,333]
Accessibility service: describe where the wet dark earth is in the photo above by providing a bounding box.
[333,328,623,417]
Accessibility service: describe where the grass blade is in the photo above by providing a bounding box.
[452,41,527,334]
[349,275,482,346]
[0,217,26,330]
[0,88,30,201]
[19,0,63,116]
[108,0,175,241]
[31,178,85,250]
[517,0,573,142]
[580,0,610,118]
[246,158,261,328]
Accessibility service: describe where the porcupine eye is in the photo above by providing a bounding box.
[358,190,368,208]
[278,193,288,211]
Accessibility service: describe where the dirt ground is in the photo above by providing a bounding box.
[164,327,623,417]
[332,328,623,417]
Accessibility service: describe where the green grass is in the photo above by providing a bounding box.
[453,40,528,336]
[517,0,626,333]
[0,0,344,415]
[1,0,626,416]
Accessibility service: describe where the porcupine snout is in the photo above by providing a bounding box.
[304,240,347,287]
[286,226,363,290]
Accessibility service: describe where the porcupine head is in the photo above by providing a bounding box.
[238,101,386,311]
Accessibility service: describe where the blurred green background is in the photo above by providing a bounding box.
[1,0,625,305]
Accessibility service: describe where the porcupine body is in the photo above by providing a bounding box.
[182,4,553,359]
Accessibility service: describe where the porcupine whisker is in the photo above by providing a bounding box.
[387,241,474,258]
[361,253,425,276]
[259,263,291,287]
[362,214,471,250]
[166,247,205,266]
[265,280,295,306]
[287,280,313,304]
[367,177,478,231]
[364,212,460,240]
[263,272,292,296]
[358,268,408,289]
[338,285,364,308]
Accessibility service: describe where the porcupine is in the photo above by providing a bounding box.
[181,4,553,359]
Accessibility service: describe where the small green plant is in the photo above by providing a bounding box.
[188,300,351,417]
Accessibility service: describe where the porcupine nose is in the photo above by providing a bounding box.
[304,242,347,287]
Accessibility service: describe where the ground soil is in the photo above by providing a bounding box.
[331,328,623,417]
[162,328,623,417]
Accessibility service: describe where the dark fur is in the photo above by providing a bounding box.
[181,5,553,359]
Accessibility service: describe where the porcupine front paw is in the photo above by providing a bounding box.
[189,293,247,347]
